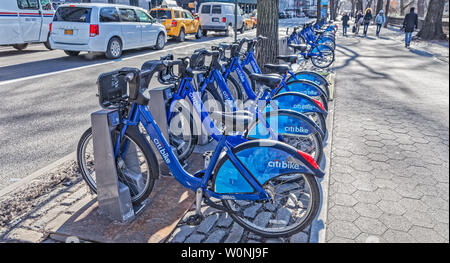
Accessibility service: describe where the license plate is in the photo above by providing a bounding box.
[64,29,73,35]
[212,18,219,22]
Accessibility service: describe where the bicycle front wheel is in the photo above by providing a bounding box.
[223,172,320,238]
[311,45,335,69]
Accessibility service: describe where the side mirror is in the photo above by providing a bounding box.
[151,18,157,23]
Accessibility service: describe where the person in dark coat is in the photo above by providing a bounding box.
[363,8,373,37]
[354,10,363,35]
[403,7,419,47]
[342,12,350,36]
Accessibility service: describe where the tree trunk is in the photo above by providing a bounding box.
[375,0,383,14]
[330,0,335,20]
[351,0,356,16]
[317,0,322,23]
[356,0,363,11]
[384,0,390,27]
[418,0,426,18]
[366,0,374,10]
[256,0,279,71]
[417,0,447,40]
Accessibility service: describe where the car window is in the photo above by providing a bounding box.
[200,5,210,14]
[119,8,138,22]
[185,11,193,20]
[17,0,39,9]
[150,10,172,19]
[211,5,221,14]
[223,5,234,15]
[136,9,151,23]
[54,7,91,23]
[40,0,52,10]
[174,11,180,18]
[100,7,120,22]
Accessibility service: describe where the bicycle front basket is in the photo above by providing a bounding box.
[97,70,128,108]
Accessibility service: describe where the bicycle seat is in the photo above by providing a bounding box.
[249,74,282,88]
[210,111,252,133]
[289,44,308,52]
[277,55,298,64]
[264,64,290,75]
[315,29,325,34]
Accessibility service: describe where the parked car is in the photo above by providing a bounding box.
[0,0,55,50]
[150,6,201,42]
[50,3,167,59]
[243,14,255,30]
[279,11,286,19]
[198,2,245,36]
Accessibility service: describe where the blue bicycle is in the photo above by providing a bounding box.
[78,60,324,237]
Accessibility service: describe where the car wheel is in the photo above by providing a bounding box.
[240,24,245,34]
[202,29,208,37]
[195,28,202,39]
[155,33,165,50]
[44,34,53,50]
[105,37,122,59]
[12,43,28,51]
[64,50,80,57]
[177,28,185,42]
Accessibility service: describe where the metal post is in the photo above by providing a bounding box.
[91,109,135,223]
[234,0,238,42]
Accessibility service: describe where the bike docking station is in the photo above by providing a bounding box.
[47,75,199,243]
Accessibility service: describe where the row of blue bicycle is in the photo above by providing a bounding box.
[76,21,337,238]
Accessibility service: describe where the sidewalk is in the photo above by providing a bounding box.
[326,25,449,243]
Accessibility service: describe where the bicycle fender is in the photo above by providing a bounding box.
[270,92,328,117]
[212,139,324,194]
[286,71,329,87]
[278,79,327,98]
[246,109,324,140]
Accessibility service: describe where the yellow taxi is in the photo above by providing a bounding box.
[150,7,202,42]
[243,14,255,30]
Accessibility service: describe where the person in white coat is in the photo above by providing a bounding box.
[375,10,386,37]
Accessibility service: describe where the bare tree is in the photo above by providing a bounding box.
[375,0,383,14]
[417,0,447,40]
[256,0,280,70]
[384,0,391,27]
[317,0,322,22]
[356,0,363,11]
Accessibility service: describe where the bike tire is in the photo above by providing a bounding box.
[76,126,159,205]
[286,71,330,98]
[224,74,244,107]
[311,45,335,69]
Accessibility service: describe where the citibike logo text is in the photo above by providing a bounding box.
[153,139,171,164]
[268,159,302,170]
[293,103,316,111]
[285,126,309,134]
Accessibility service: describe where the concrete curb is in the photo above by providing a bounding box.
[308,73,336,243]
[0,152,76,199]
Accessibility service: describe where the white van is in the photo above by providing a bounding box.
[50,3,167,59]
[198,2,244,36]
[0,0,55,50]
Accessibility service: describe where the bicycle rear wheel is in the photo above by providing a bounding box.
[223,172,320,238]
[311,45,335,69]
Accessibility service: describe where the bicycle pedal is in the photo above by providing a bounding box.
[185,214,204,226]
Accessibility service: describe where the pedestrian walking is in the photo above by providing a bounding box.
[354,10,363,35]
[402,7,418,47]
[342,12,350,36]
[363,8,373,37]
[375,9,386,37]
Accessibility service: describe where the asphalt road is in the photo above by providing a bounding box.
[0,17,309,190]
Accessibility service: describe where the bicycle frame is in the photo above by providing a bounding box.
[114,97,271,201]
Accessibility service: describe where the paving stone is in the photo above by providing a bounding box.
[351,179,378,192]
[421,195,449,210]
[197,213,219,234]
[354,217,387,235]
[354,203,383,219]
[376,200,406,215]
[379,214,413,232]
[330,182,357,195]
[333,193,358,207]
[327,221,361,239]
[247,240,261,243]
[184,234,205,243]
[329,205,360,222]
[408,226,446,243]
[352,190,381,204]
[382,229,416,243]
[289,231,309,243]
[403,210,435,228]
[243,204,262,219]
[433,223,449,241]
[253,212,272,228]
[398,198,429,212]
[4,228,44,243]
[170,225,197,243]
[375,188,402,201]
[224,223,244,243]
[265,238,285,243]
[204,229,227,243]
[428,209,449,224]
[216,213,233,228]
